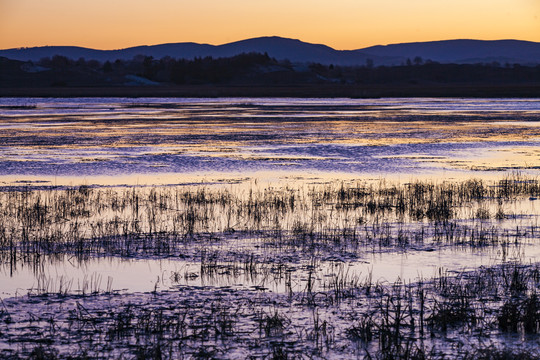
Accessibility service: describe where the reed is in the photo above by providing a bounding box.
[2,175,540,359]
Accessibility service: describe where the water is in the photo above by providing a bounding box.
[2,240,538,297]
[1,97,540,358]
[1,97,539,293]
[0,97,539,187]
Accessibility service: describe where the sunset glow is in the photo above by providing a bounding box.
[1,0,539,50]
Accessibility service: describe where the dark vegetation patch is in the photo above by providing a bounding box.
[2,263,540,359]
[1,176,539,358]
[1,54,540,97]
[0,175,539,266]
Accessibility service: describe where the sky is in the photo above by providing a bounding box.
[1,0,539,50]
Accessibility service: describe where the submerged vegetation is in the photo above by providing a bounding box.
[0,175,539,358]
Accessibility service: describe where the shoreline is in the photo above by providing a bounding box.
[1,83,540,98]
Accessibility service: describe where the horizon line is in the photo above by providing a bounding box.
[2,36,539,52]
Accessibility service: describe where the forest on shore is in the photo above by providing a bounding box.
[2,52,540,97]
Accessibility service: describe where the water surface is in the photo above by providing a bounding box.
[1,97,539,187]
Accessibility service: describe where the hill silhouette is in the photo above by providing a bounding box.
[2,37,539,66]
[361,39,540,65]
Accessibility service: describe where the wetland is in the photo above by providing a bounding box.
[0,97,539,359]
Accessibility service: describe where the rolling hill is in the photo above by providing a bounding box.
[2,37,539,66]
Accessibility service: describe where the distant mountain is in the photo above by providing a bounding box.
[1,37,539,66]
[361,39,540,65]
[0,37,383,66]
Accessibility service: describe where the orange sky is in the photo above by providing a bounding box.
[1,0,539,50]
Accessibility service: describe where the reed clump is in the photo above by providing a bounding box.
[3,262,540,359]
[1,175,540,358]
[0,175,538,269]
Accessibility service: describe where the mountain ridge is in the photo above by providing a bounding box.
[2,36,539,66]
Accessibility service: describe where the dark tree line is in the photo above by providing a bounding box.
[169,53,278,84]
[309,61,540,85]
[33,53,540,86]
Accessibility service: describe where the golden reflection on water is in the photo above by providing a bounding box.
[439,147,540,171]
[0,98,539,185]
[3,117,538,146]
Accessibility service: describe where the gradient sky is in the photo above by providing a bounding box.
[1,0,539,50]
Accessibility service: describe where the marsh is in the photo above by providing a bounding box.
[0,97,539,359]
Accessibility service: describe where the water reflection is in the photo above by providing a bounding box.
[0,98,539,185]
[2,239,539,297]
[0,98,539,294]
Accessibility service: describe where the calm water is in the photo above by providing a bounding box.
[0,97,539,187]
[0,97,539,295]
